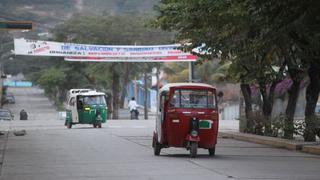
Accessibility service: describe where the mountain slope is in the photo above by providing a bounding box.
[0,0,159,24]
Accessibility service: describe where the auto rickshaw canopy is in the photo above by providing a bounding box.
[159,83,216,94]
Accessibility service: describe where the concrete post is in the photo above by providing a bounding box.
[188,61,194,82]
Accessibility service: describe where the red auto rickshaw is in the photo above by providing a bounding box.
[153,83,220,158]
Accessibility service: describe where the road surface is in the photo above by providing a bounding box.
[0,87,319,180]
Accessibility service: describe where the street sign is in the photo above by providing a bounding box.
[0,21,33,30]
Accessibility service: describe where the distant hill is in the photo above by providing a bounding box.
[0,0,162,75]
[0,0,75,27]
[0,0,159,29]
[81,0,159,15]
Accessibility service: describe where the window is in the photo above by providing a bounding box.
[170,89,216,108]
[80,95,106,105]
[171,90,181,107]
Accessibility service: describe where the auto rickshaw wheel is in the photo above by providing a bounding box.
[153,137,161,156]
[67,122,72,129]
[93,123,97,128]
[98,121,102,128]
[190,142,198,158]
[208,147,215,156]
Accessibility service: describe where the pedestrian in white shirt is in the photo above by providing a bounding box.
[128,97,139,119]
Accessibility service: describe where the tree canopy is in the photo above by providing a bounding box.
[153,0,320,140]
[31,14,174,117]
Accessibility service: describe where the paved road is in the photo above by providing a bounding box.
[0,87,320,180]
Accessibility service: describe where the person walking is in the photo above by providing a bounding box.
[128,97,139,119]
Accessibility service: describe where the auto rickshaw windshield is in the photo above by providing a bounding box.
[171,89,216,108]
[82,95,106,105]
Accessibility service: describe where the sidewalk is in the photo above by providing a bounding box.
[218,123,320,155]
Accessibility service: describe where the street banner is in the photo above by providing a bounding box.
[64,55,197,62]
[14,38,193,58]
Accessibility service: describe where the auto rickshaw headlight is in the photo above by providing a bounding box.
[84,107,90,111]
[191,130,198,137]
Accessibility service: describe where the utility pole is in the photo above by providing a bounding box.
[0,41,4,108]
[0,64,2,108]
[133,76,137,99]
[156,65,160,119]
[144,71,148,120]
[188,61,195,82]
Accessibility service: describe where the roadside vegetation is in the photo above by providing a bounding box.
[153,0,320,141]
[30,14,174,119]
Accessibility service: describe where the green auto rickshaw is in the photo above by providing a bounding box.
[65,89,107,128]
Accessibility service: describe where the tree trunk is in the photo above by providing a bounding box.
[260,82,277,136]
[112,70,120,119]
[240,83,254,133]
[55,86,61,107]
[284,80,300,139]
[106,93,112,120]
[304,65,320,141]
[144,71,148,120]
[260,87,269,135]
[120,63,130,108]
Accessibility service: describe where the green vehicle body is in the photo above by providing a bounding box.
[65,105,107,123]
[65,89,107,128]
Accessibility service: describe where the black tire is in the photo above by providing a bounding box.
[93,123,97,128]
[98,121,102,128]
[135,110,139,120]
[190,142,198,158]
[67,122,72,129]
[208,147,216,156]
[153,137,161,156]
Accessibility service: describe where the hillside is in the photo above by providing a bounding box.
[0,0,76,28]
[0,0,159,26]
[0,0,162,76]
[81,0,159,15]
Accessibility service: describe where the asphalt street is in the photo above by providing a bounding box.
[0,87,320,180]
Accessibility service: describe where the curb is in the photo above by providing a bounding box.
[0,131,9,165]
[302,145,320,155]
[219,132,320,154]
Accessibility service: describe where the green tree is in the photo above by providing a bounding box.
[153,0,320,138]
[154,0,285,135]
[37,67,67,108]
[37,13,173,119]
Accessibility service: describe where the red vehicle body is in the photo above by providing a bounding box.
[153,83,219,157]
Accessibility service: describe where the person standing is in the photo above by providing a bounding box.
[20,109,28,120]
